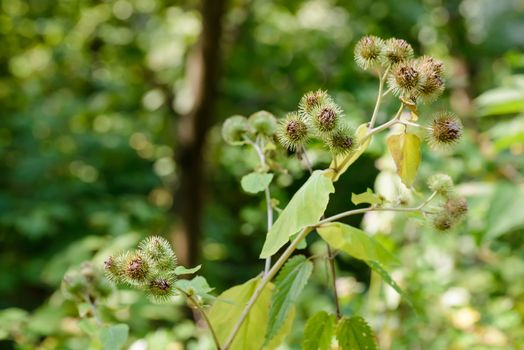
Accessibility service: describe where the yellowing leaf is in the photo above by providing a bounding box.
[260,170,334,258]
[351,188,383,206]
[330,123,372,182]
[209,277,273,350]
[386,133,421,187]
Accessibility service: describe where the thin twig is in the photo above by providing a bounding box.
[398,119,431,131]
[327,245,341,319]
[179,289,222,350]
[85,294,102,326]
[369,67,391,129]
[246,139,273,275]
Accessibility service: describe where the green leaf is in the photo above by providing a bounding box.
[485,183,524,240]
[290,231,307,250]
[317,222,399,268]
[336,316,377,350]
[209,277,273,350]
[351,188,383,206]
[302,311,336,350]
[476,86,524,117]
[367,261,415,311]
[265,255,312,343]
[331,123,372,182]
[100,324,129,350]
[175,276,214,301]
[174,264,201,275]
[264,306,295,350]
[387,133,421,187]
[241,172,273,194]
[260,170,334,258]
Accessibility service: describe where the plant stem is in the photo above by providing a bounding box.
[85,294,102,326]
[398,119,431,131]
[316,192,438,226]
[327,245,341,319]
[369,67,391,129]
[264,186,273,276]
[301,147,340,319]
[367,103,404,138]
[247,139,273,275]
[222,227,313,350]
[180,289,222,350]
[223,191,439,349]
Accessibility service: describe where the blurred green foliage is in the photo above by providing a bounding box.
[0,0,523,349]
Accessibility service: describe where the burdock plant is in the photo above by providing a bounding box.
[85,35,468,350]
[210,34,468,350]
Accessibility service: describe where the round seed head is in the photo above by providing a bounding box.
[427,173,454,196]
[326,125,355,155]
[444,197,468,219]
[382,38,414,66]
[428,112,463,149]
[120,252,150,285]
[432,211,455,231]
[138,236,177,273]
[222,115,249,145]
[248,111,278,136]
[277,112,309,151]
[416,56,445,103]
[354,35,384,70]
[311,102,342,134]
[298,90,332,117]
[146,278,175,303]
[388,62,421,97]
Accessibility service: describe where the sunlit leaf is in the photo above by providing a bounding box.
[351,188,383,206]
[317,222,398,268]
[260,170,334,258]
[387,133,421,187]
[209,277,273,350]
[174,264,201,275]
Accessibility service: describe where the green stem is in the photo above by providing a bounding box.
[398,119,432,131]
[179,289,222,350]
[222,227,313,350]
[369,67,391,129]
[222,185,438,349]
[327,245,342,319]
[247,139,273,276]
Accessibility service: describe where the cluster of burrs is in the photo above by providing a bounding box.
[355,36,463,149]
[426,174,468,231]
[222,90,356,157]
[104,236,177,302]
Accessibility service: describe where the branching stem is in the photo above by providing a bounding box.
[223,191,438,349]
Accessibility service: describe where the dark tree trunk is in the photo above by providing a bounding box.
[172,0,227,267]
